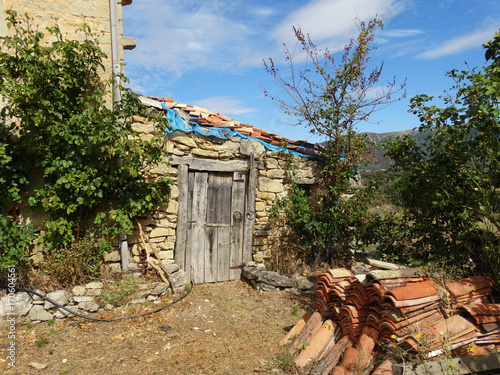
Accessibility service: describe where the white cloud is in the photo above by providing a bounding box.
[271,0,406,54]
[382,29,422,38]
[417,26,499,59]
[122,0,408,81]
[123,0,259,76]
[192,96,258,116]
[251,7,275,17]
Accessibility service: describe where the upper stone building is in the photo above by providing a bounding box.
[0,0,136,95]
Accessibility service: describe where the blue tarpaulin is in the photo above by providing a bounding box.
[163,103,317,158]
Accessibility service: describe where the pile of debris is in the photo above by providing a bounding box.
[281,267,500,374]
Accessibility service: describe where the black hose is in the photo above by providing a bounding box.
[1,281,193,322]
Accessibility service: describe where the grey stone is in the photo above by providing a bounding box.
[257,282,276,292]
[78,301,99,312]
[242,266,266,280]
[55,306,78,319]
[104,304,114,311]
[258,271,294,288]
[147,295,158,301]
[164,263,180,274]
[86,288,102,297]
[28,305,53,321]
[351,262,371,275]
[0,296,5,318]
[71,286,86,296]
[150,284,168,296]
[243,266,293,290]
[1,292,33,316]
[103,251,121,262]
[85,281,103,289]
[18,292,35,316]
[73,296,95,303]
[240,139,266,160]
[295,276,316,291]
[172,270,187,289]
[33,289,45,301]
[153,211,168,219]
[135,290,151,299]
[44,290,71,309]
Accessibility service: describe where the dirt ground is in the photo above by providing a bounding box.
[2,280,316,375]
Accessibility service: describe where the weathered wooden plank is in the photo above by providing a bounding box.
[243,154,257,264]
[217,226,231,281]
[204,226,217,283]
[367,268,427,281]
[206,173,217,224]
[366,258,406,271]
[230,172,246,280]
[184,171,196,280]
[191,172,208,283]
[168,155,248,172]
[174,164,189,272]
[392,352,500,375]
[206,172,232,225]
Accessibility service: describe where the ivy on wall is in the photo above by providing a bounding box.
[0,12,172,272]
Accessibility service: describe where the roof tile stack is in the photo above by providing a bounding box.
[282,268,500,374]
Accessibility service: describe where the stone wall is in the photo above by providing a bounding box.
[0,0,131,81]
[0,264,187,327]
[103,115,319,272]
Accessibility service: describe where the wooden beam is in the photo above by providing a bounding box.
[366,258,406,270]
[168,155,248,172]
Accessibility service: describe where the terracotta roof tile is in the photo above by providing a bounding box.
[385,279,441,301]
[146,96,321,157]
[371,359,395,375]
[289,311,324,356]
[294,320,336,367]
[281,268,500,372]
[279,312,311,346]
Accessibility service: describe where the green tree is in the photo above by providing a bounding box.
[0,12,172,271]
[381,31,500,279]
[265,19,405,262]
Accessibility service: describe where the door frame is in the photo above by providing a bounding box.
[171,154,257,281]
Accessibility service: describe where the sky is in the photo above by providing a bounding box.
[122,0,500,143]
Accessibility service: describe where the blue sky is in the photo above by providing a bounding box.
[122,0,500,143]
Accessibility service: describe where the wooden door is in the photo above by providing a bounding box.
[184,171,247,283]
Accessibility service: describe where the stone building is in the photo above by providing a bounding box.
[104,96,321,283]
[0,0,136,91]
[0,1,323,282]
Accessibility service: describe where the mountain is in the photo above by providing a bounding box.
[360,129,429,172]
[318,129,430,171]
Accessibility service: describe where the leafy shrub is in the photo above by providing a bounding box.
[99,276,139,307]
[44,233,115,286]
[378,31,500,281]
[0,215,34,272]
[0,11,172,278]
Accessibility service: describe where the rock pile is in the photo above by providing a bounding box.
[0,265,187,326]
[241,263,317,293]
